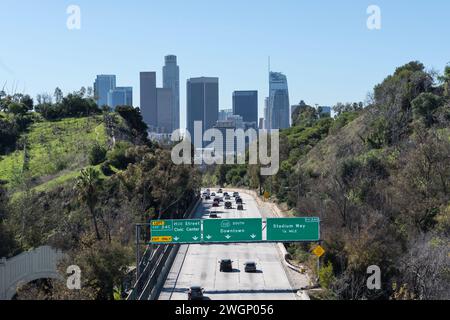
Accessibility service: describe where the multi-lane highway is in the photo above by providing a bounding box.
[159,189,300,300]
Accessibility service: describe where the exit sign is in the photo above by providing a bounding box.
[150,219,202,244]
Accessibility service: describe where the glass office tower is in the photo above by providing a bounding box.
[107,87,133,109]
[94,75,116,108]
[268,72,290,129]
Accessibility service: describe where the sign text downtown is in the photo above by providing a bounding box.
[150,217,320,244]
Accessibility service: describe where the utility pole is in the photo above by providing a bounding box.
[135,225,141,282]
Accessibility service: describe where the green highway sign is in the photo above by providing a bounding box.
[149,217,320,244]
[266,217,320,242]
[150,219,202,244]
[203,219,263,243]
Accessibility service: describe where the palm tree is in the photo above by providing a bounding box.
[75,168,102,240]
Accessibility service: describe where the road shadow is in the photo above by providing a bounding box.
[220,269,241,273]
[205,288,297,295]
[245,270,264,274]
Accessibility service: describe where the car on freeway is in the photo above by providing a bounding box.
[188,286,205,301]
[236,197,243,204]
[244,262,257,273]
[225,201,233,209]
[218,188,223,193]
[223,192,229,196]
[225,195,231,200]
[209,212,219,219]
[211,192,216,197]
[212,201,219,207]
[237,204,244,211]
[219,259,233,272]
[205,195,211,200]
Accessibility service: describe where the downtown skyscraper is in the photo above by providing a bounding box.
[163,55,180,132]
[94,75,116,108]
[186,77,219,147]
[232,90,258,130]
[267,72,290,130]
[140,72,158,128]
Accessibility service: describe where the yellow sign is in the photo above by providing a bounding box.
[312,245,325,258]
[264,192,270,200]
[151,236,172,243]
[152,221,165,227]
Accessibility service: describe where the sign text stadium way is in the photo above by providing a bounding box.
[150,217,320,244]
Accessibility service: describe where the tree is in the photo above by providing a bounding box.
[115,106,149,144]
[7,102,28,115]
[21,95,34,111]
[411,93,443,126]
[54,87,63,103]
[0,181,18,258]
[396,236,450,300]
[89,143,107,165]
[75,168,103,241]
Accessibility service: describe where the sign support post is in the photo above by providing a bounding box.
[135,224,141,282]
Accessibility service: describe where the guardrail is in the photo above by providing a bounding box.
[127,196,201,300]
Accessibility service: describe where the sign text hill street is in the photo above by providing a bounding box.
[150,219,202,244]
[149,217,320,244]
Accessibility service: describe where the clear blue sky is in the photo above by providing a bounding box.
[1,0,449,128]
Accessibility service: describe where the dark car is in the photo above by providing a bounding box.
[225,201,232,209]
[225,195,231,200]
[209,212,219,219]
[244,262,257,273]
[218,189,223,194]
[233,192,239,197]
[237,204,244,211]
[211,192,216,197]
[219,259,233,272]
[223,192,229,196]
[236,197,243,204]
[205,195,211,200]
[188,286,205,300]
[212,201,219,207]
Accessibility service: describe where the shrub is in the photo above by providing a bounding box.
[319,262,336,290]
[100,161,115,176]
[89,144,107,165]
[107,141,133,170]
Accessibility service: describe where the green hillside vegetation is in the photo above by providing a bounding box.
[212,62,450,300]
[0,90,201,300]
[0,116,109,191]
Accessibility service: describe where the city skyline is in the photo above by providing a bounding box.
[2,1,449,131]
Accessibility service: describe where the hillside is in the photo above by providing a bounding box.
[0,116,109,192]
[209,61,450,300]
[0,99,201,299]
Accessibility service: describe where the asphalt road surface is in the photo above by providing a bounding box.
[159,189,298,300]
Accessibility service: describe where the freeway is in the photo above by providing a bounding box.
[158,189,299,300]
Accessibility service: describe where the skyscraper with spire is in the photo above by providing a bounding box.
[267,71,290,129]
